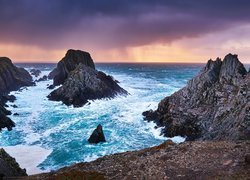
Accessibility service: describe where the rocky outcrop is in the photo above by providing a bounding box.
[48,50,127,107]
[48,49,95,86]
[0,57,34,131]
[143,54,249,141]
[88,124,106,144]
[35,75,48,82]
[0,148,27,177]
[30,69,41,77]
[30,141,250,179]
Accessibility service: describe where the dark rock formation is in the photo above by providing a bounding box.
[48,49,95,86]
[30,69,41,77]
[0,148,27,177]
[88,124,106,144]
[35,75,48,82]
[143,54,249,141]
[0,57,34,131]
[48,50,127,107]
[0,57,33,94]
[47,84,55,90]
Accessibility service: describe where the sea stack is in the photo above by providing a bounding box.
[48,49,127,107]
[0,57,34,131]
[143,54,249,141]
[88,124,106,144]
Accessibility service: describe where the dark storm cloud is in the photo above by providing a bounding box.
[0,0,250,49]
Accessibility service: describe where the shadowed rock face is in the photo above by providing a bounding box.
[48,49,95,86]
[88,124,106,144]
[48,50,127,107]
[143,53,249,141]
[0,57,33,131]
[0,148,27,177]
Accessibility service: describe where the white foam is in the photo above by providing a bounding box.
[0,145,52,175]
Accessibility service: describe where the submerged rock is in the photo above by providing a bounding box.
[48,49,127,107]
[48,49,95,86]
[143,53,250,141]
[36,75,48,82]
[0,57,33,131]
[88,124,106,144]
[0,148,27,177]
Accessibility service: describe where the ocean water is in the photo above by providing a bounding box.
[0,63,202,174]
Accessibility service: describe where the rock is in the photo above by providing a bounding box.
[48,50,127,107]
[12,105,18,108]
[0,148,27,177]
[47,84,55,90]
[0,57,34,94]
[88,124,106,144]
[30,69,41,77]
[0,57,33,131]
[48,49,95,86]
[245,154,250,164]
[13,113,19,116]
[36,75,48,82]
[143,54,250,141]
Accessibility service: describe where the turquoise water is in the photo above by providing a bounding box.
[0,63,202,173]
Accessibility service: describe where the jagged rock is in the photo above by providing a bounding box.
[30,69,41,77]
[143,54,250,141]
[36,75,48,82]
[88,124,106,144]
[48,49,95,86]
[48,50,127,107]
[13,113,19,116]
[0,148,27,177]
[0,57,33,131]
[0,57,34,94]
[47,84,55,90]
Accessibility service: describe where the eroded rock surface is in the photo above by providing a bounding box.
[0,148,27,178]
[88,124,106,144]
[48,49,95,86]
[0,57,33,131]
[143,54,250,141]
[48,50,127,107]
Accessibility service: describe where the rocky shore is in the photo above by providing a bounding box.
[143,54,250,141]
[0,57,33,131]
[48,49,127,107]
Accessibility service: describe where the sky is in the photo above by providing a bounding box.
[0,0,250,63]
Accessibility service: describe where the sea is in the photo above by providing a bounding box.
[0,63,203,175]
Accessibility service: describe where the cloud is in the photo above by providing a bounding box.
[0,0,250,51]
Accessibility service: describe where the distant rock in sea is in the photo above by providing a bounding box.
[48,49,127,107]
[0,148,27,177]
[30,69,41,77]
[0,57,34,131]
[143,53,249,141]
[88,124,106,144]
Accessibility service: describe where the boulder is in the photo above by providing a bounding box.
[48,50,127,107]
[88,124,106,144]
[143,54,250,141]
[36,75,48,82]
[0,148,27,177]
[30,69,41,77]
[48,49,95,86]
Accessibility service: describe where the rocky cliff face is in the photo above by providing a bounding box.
[0,148,27,178]
[143,54,249,141]
[48,50,127,107]
[0,57,33,131]
[48,49,95,86]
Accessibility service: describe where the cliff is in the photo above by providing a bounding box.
[0,57,33,131]
[143,54,249,141]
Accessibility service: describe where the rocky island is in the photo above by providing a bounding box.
[143,54,249,141]
[48,49,128,107]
